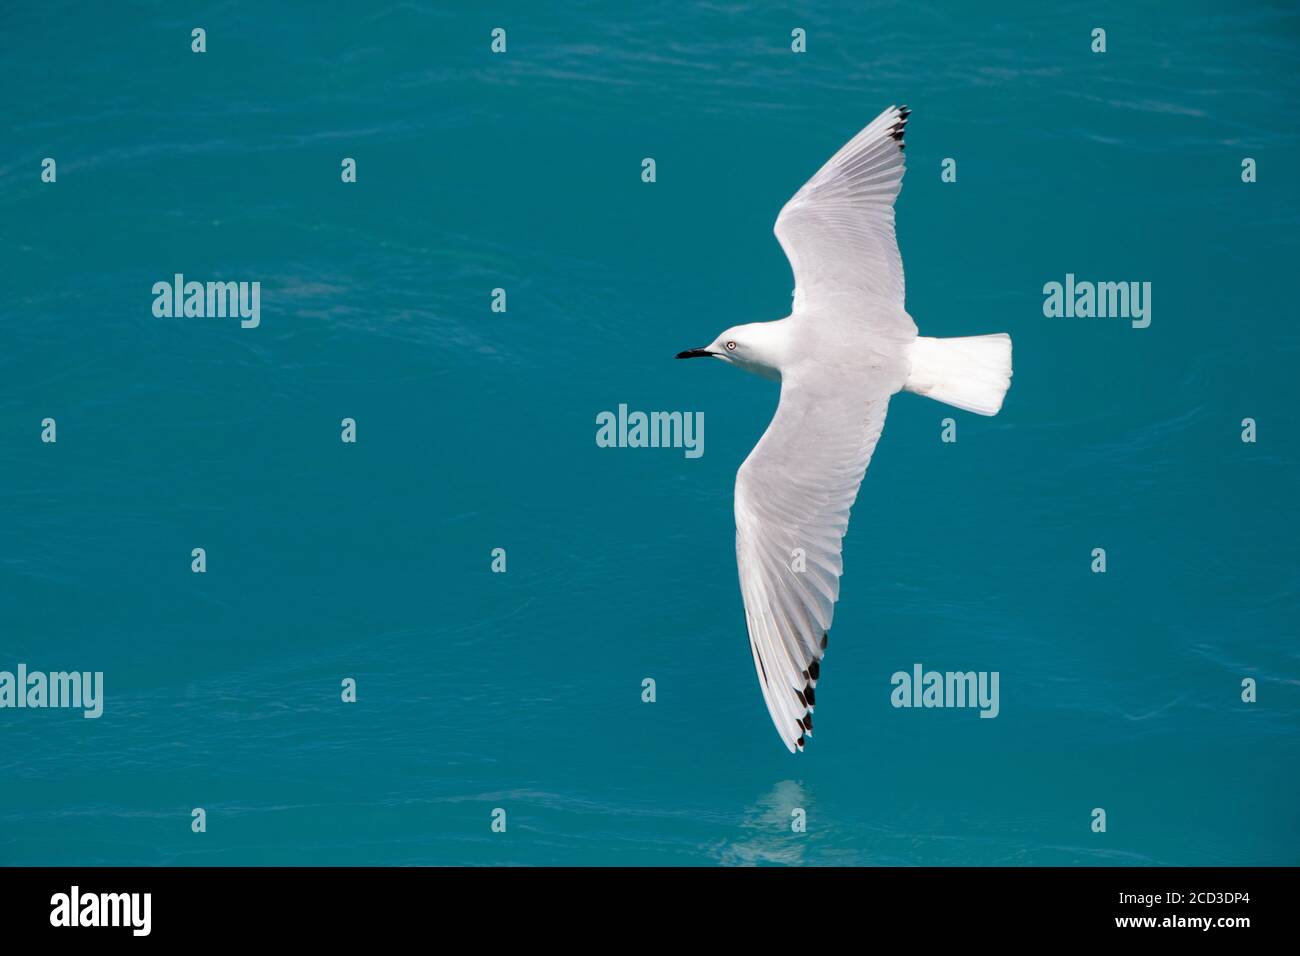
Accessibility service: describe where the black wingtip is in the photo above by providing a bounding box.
[890,106,910,145]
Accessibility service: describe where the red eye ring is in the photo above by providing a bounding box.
[726,341,737,351]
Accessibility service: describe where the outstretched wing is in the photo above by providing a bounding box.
[734,372,891,752]
[775,105,911,315]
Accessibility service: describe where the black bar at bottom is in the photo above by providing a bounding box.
[0,866,1285,941]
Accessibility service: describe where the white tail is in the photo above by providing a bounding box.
[903,334,1012,416]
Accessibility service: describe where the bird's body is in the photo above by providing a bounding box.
[677,106,1012,752]
[734,308,915,387]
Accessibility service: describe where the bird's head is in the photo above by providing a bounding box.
[676,322,785,381]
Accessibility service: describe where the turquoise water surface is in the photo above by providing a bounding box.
[2,2,1298,865]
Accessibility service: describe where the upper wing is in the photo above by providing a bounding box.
[775,105,911,315]
[734,372,892,752]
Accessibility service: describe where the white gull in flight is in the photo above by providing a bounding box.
[677,106,1013,752]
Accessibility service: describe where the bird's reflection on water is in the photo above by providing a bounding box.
[714,780,811,866]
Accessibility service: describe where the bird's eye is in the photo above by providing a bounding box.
[726,341,737,351]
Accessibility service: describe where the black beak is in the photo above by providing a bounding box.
[675,348,714,359]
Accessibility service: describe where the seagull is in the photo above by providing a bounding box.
[676,106,1012,752]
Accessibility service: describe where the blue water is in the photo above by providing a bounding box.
[2,2,1298,866]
